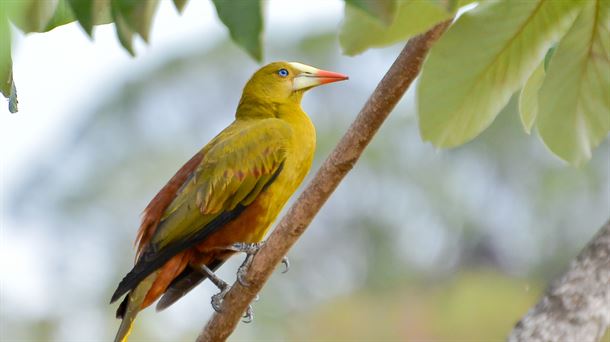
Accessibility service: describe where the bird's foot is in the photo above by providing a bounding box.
[229,242,290,286]
[229,241,264,255]
[204,270,255,321]
[229,242,263,287]
[199,264,231,313]
[211,283,231,313]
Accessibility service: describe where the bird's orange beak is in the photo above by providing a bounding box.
[290,62,348,91]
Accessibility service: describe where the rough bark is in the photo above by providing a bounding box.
[197,20,452,342]
[509,219,610,342]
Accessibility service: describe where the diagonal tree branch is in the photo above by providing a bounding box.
[197,19,453,342]
[509,219,610,342]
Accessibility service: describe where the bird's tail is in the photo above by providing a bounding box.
[114,273,157,342]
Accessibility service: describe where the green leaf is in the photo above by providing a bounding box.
[212,0,263,61]
[67,0,112,36]
[43,0,76,32]
[9,0,59,33]
[340,0,450,56]
[115,0,159,43]
[173,0,188,13]
[417,0,583,148]
[111,2,135,56]
[0,15,17,113]
[537,0,610,166]
[344,0,396,25]
[518,62,545,134]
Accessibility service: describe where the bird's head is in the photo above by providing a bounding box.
[239,61,348,109]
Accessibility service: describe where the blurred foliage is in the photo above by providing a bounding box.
[3,27,608,340]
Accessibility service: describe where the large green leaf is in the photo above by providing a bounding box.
[537,0,610,165]
[67,0,112,36]
[519,62,545,134]
[344,0,396,25]
[417,0,583,148]
[212,0,263,61]
[0,15,16,113]
[339,0,450,56]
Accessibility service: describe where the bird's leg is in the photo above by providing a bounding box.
[198,262,255,322]
[198,264,230,313]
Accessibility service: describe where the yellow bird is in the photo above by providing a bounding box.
[110,61,348,342]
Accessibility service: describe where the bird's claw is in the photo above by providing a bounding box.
[230,242,264,287]
[237,253,254,286]
[211,284,231,313]
[242,304,254,323]
[281,255,290,273]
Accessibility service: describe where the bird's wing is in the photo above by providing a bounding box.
[111,118,292,303]
[134,152,206,260]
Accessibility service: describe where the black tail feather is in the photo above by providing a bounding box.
[116,294,129,319]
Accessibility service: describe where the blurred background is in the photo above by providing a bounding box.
[1,0,609,341]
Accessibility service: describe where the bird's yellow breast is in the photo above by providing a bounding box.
[247,105,316,241]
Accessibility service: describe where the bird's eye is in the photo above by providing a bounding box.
[278,69,289,77]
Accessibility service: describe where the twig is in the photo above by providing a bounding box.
[509,219,610,342]
[197,20,453,342]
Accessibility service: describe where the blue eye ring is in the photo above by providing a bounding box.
[278,69,289,77]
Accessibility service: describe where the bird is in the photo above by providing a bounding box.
[110,61,348,342]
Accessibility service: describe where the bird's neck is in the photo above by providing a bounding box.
[236,94,304,120]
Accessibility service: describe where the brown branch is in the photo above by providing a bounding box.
[197,20,452,342]
[509,219,610,342]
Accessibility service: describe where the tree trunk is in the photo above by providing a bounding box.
[509,219,610,342]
